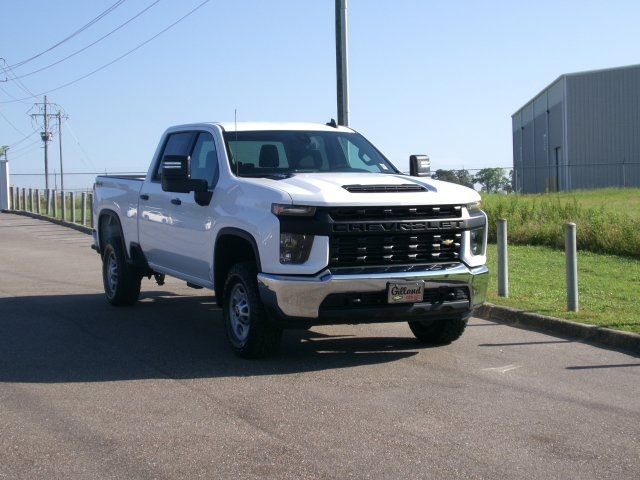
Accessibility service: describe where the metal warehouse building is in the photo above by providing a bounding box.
[512,64,640,193]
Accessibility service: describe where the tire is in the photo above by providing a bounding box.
[102,241,142,306]
[222,262,282,358]
[408,316,468,345]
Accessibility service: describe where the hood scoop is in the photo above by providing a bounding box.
[342,184,426,193]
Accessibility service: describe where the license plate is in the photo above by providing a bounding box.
[387,281,425,304]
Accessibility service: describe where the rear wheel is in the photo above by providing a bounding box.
[223,262,282,358]
[408,316,468,345]
[102,241,142,306]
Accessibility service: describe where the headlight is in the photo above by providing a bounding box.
[466,201,482,214]
[280,233,314,264]
[470,227,485,256]
[272,204,316,217]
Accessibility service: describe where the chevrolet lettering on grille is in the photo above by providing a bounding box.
[332,220,464,233]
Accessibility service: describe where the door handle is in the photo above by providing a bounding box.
[140,194,149,200]
[171,198,182,205]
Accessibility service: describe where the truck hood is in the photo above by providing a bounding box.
[244,173,480,207]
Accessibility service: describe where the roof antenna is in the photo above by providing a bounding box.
[234,108,239,177]
[326,118,338,128]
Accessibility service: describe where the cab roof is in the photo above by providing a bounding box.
[172,121,355,133]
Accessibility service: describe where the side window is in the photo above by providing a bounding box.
[153,131,196,180]
[190,132,219,188]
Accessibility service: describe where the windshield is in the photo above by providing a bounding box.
[223,130,399,177]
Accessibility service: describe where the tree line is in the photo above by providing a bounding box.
[432,168,513,193]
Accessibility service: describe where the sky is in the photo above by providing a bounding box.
[1,0,640,189]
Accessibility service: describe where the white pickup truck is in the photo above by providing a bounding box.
[93,122,488,357]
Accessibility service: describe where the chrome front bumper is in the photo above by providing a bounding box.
[257,263,489,321]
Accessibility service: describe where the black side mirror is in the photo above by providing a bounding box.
[409,155,431,177]
[161,155,208,193]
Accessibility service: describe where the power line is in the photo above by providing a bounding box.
[0,0,211,104]
[8,144,43,161]
[64,119,96,170]
[0,84,31,105]
[0,59,36,98]
[0,109,27,136]
[7,130,39,149]
[12,170,146,176]
[11,0,162,81]
[8,138,41,155]
[1,0,128,71]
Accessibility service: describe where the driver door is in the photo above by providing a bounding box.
[139,131,219,285]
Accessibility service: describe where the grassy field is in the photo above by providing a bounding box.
[481,188,640,258]
[486,243,640,334]
[24,192,93,226]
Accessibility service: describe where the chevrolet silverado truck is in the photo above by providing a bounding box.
[92,122,488,358]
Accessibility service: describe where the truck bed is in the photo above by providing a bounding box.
[93,175,146,245]
[95,174,145,182]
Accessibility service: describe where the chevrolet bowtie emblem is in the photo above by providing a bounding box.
[442,239,454,246]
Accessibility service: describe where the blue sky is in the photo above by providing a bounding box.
[2,0,640,189]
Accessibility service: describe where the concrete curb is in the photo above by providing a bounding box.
[2,209,92,235]
[475,303,640,354]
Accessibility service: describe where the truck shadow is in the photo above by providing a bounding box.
[0,291,422,383]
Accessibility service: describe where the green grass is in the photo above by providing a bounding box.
[481,188,640,259]
[483,188,640,219]
[486,243,640,334]
[18,192,93,226]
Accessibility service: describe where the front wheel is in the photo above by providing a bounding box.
[408,316,468,345]
[102,242,142,306]
[223,262,282,358]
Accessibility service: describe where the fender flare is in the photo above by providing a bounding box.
[214,227,262,271]
[97,209,129,259]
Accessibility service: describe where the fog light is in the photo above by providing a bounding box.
[280,233,314,264]
[470,227,485,256]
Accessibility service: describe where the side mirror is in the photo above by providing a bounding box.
[161,155,208,193]
[409,155,431,177]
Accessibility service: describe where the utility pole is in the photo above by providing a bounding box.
[43,96,50,188]
[31,96,66,190]
[31,96,52,189]
[335,0,350,126]
[58,111,64,191]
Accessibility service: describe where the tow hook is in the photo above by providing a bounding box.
[154,273,165,286]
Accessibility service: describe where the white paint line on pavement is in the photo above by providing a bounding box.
[481,364,521,374]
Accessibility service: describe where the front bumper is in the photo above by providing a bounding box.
[257,263,488,325]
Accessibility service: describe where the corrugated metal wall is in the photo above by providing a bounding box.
[513,65,640,192]
[512,79,565,193]
[566,67,640,189]
[547,81,565,191]
[512,114,523,191]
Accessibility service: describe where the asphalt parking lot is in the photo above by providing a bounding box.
[1,213,639,479]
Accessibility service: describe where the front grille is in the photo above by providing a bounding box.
[329,232,461,267]
[342,184,426,193]
[320,286,470,310]
[328,205,462,221]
